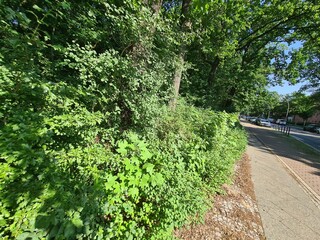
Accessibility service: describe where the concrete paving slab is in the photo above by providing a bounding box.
[246,129,320,240]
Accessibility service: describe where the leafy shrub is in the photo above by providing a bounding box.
[0,97,246,239]
[153,102,247,189]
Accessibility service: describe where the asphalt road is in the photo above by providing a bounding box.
[242,119,320,152]
[288,127,320,152]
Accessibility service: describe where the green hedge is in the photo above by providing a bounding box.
[0,101,247,239]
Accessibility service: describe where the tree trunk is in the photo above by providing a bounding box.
[170,0,192,110]
[143,0,163,14]
[150,0,163,14]
[130,0,163,60]
[285,100,290,122]
[223,87,236,111]
[170,54,185,109]
[207,56,220,87]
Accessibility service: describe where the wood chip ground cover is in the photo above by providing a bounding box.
[175,154,266,240]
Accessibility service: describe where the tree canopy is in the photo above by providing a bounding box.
[1,0,319,112]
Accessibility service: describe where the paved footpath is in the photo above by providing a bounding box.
[242,121,320,240]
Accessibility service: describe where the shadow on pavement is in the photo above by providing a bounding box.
[244,123,320,177]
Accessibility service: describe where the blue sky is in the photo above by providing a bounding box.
[268,82,303,96]
[267,41,304,96]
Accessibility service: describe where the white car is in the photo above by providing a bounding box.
[276,119,286,125]
[259,119,272,127]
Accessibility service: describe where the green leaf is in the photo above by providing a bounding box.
[61,2,71,10]
[64,222,75,238]
[105,175,118,190]
[143,163,154,174]
[17,232,32,240]
[128,187,139,198]
[124,158,135,172]
[72,212,83,228]
[140,174,150,188]
[151,172,164,187]
[88,10,94,17]
[33,4,42,12]
[140,149,152,161]
[12,124,19,131]
[116,140,128,156]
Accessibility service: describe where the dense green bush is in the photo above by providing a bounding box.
[153,102,247,190]
[0,97,247,239]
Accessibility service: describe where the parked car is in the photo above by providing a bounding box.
[267,118,276,123]
[276,119,286,125]
[257,118,271,127]
[249,117,257,123]
[303,124,320,133]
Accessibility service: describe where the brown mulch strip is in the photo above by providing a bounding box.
[175,154,266,240]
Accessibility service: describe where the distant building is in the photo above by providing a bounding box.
[292,111,320,124]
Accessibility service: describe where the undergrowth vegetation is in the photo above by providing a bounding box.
[0,98,246,239]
